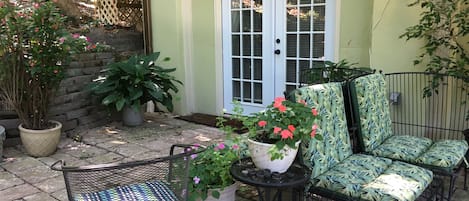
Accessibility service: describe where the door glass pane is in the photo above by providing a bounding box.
[232,58,240,78]
[232,35,240,55]
[284,0,327,91]
[299,7,311,31]
[229,0,264,105]
[313,5,325,31]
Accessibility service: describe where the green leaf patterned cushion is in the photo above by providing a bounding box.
[294,83,353,178]
[360,161,433,201]
[371,135,432,162]
[350,73,394,152]
[415,140,469,170]
[311,154,432,201]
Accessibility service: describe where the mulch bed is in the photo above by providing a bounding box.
[176,113,247,134]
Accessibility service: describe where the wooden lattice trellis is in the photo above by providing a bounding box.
[97,0,142,27]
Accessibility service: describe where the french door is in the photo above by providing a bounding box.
[222,0,336,114]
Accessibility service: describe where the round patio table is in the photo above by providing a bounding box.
[230,157,310,201]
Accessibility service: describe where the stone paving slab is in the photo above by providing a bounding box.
[0,113,467,201]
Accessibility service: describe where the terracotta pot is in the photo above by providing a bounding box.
[247,139,300,173]
[19,120,62,157]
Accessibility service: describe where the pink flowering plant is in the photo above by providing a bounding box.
[0,0,104,129]
[246,97,322,160]
[188,140,244,201]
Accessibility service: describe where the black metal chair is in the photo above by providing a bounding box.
[51,144,203,201]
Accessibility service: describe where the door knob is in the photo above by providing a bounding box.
[274,49,281,55]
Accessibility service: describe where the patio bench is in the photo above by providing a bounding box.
[293,82,434,201]
[348,73,469,200]
[51,144,202,201]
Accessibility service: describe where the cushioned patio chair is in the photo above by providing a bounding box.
[349,73,469,200]
[293,82,434,201]
[51,144,202,201]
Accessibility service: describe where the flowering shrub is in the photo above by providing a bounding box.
[0,0,103,129]
[188,140,244,201]
[246,97,322,160]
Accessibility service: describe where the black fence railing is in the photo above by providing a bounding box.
[385,72,469,141]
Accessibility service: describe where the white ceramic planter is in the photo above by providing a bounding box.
[247,139,300,173]
[19,120,62,157]
[201,182,238,201]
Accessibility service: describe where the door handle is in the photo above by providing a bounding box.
[274,49,281,55]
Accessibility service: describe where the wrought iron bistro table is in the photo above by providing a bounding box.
[230,158,310,201]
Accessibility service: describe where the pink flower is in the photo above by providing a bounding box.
[280,130,293,139]
[0,2,4,7]
[59,37,66,44]
[190,154,197,159]
[193,176,200,184]
[217,143,225,150]
[298,99,307,105]
[232,144,239,150]
[312,108,318,116]
[258,120,267,127]
[288,125,296,132]
[273,127,282,134]
[273,97,286,108]
[34,27,39,33]
[72,33,80,39]
[53,69,59,74]
[33,3,40,9]
[311,124,318,138]
[278,105,287,112]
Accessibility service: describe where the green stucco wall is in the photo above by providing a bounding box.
[338,0,373,67]
[151,0,218,115]
[370,0,426,73]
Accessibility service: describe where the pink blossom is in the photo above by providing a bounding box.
[310,124,318,138]
[193,176,200,184]
[312,108,318,116]
[273,127,282,134]
[288,125,296,132]
[33,3,40,9]
[273,97,286,108]
[258,120,267,127]
[190,154,197,159]
[217,143,225,150]
[298,99,307,105]
[280,130,293,139]
[278,105,287,112]
[232,144,239,150]
[72,33,80,39]
[59,37,66,44]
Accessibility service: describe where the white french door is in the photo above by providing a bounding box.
[222,0,336,114]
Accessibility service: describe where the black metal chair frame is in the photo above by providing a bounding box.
[51,144,204,201]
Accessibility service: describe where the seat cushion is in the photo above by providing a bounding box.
[74,180,179,201]
[360,161,433,201]
[371,135,432,162]
[415,140,469,170]
[311,154,393,198]
[350,73,394,152]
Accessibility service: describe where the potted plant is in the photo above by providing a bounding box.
[243,97,322,173]
[89,52,182,126]
[0,0,94,157]
[188,140,244,201]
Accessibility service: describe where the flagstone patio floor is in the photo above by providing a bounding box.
[0,113,468,200]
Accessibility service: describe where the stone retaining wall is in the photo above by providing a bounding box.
[0,52,115,144]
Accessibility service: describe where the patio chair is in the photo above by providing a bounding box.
[293,82,434,201]
[51,144,203,201]
[348,73,469,200]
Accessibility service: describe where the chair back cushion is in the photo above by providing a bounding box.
[294,82,353,178]
[350,73,394,152]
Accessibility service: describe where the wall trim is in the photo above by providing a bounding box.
[334,0,341,62]
[181,0,195,114]
[214,0,223,115]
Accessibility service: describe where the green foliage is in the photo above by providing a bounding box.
[301,59,373,85]
[89,52,182,112]
[400,0,469,83]
[0,0,95,129]
[188,141,244,201]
